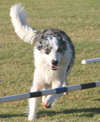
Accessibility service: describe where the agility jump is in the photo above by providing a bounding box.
[0,81,100,104]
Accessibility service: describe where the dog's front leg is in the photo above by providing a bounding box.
[28,69,44,121]
[42,71,66,108]
[42,80,64,108]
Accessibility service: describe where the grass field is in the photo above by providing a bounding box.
[0,0,100,122]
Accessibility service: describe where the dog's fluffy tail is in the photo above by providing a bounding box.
[10,4,37,44]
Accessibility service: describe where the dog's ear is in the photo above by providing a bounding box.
[63,40,67,51]
[62,40,66,45]
[36,41,43,50]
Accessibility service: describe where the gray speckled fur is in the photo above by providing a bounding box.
[35,28,75,72]
[36,29,68,53]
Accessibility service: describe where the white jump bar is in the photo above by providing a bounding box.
[0,81,100,104]
[81,58,100,64]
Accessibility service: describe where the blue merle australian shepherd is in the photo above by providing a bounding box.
[10,4,75,121]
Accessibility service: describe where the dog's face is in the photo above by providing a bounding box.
[36,34,67,70]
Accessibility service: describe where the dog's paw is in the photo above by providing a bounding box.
[28,113,37,121]
[28,116,36,121]
[63,92,68,95]
[42,102,51,108]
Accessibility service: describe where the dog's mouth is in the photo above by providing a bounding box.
[50,65,57,70]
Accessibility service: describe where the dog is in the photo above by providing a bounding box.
[10,4,75,121]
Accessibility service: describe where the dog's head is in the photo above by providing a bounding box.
[35,29,67,70]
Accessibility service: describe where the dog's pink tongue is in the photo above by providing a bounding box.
[50,65,57,69]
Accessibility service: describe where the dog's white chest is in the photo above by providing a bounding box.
[44,69,56,85]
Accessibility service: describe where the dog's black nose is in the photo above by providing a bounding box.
[52,60,58,66]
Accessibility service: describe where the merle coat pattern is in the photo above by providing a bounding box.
[10,4,75,121]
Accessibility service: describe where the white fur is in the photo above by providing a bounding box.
[10,4,75,121]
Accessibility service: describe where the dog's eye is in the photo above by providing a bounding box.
[57,48,62,53]
[45,49,51,54]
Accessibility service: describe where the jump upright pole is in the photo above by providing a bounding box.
[0,81,100,104]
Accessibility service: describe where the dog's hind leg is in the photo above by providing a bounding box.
[63,77,69,87]
[63,77,69,95]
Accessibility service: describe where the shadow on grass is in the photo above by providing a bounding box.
[37,107,100,118]
[0,107,100,118]
[0,114,24,118]
[94,99,100,101]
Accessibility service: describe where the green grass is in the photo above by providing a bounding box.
[0,0,100,121]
